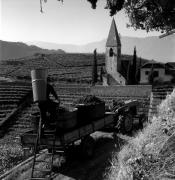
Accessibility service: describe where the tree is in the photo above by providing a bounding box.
[148,63,155,85]
[100,67,104,82]
[132,46,137,84]
[126,60,132,85]
[126,47,137,85]
[92,49,98,85]
[46,0,175,33]
[135,57,142,84]
[124,0,175,33]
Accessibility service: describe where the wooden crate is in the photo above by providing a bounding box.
[76,102,105,126]
[56,108,77,130]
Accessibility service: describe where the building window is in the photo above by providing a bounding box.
[109,48,114,57]
[154,71,159,77]
[145,71,149,75]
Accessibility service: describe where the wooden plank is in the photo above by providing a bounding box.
[79,124,93,137]
[104,114,114,125]
[63,130,79,144]
[94,119,105,131]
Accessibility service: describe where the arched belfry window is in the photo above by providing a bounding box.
[109,48,114,57]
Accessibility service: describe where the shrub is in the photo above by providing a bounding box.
[171,77,175,84]
[0,143,24,173]
[107,89,175,179]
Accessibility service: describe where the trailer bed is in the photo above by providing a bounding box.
[21,112,115,147]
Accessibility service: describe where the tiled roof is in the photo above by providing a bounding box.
[141,62,165,69]
[166,62,175,69]
[106,18,121,47]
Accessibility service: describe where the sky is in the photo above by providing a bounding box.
[1,0,162,45]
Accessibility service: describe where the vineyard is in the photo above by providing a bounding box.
[0,81,32,131]
[0,53,151,137]
[0,53,105,84]
[0,53,152,178]
[0,53,147,84]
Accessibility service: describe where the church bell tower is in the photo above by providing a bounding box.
[105,18,121,75]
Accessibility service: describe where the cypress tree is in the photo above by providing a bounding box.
[92,49,98,85]
[135,57,142,84]
[148,63,154,85]
[127,60,132,85]
[132,46,137,84]
[100,66,104,82]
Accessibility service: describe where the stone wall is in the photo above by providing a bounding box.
[90,85,152,97]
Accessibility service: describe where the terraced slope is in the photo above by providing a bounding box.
[0,54,104,84]
[148,85,174,120]
[0,81,151,138]
[0,81,32,135]
[7,103,39,136]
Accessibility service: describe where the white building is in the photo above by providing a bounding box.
[140,62,175,84]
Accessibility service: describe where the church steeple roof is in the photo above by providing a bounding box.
[106,18,121,47]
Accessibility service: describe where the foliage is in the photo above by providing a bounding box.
[124,0,175,32]
[126,47,137,85]
[135,57,141,84]
[75,95,104,105]
[92,49,98,85]
[100,67,104,82]
[132,46,137,85]
[48,0,175,32]
[0,143,24,173]
[148,63,153,84]
[148,63,157,85]
[171,77,175,84]
[107,88,175,180]
[126,60,132,85]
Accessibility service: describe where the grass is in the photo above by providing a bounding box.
[4,152,65,180]
[106,89,175,180]
[0,137,25,175]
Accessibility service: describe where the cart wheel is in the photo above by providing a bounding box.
[81,136,95,158]
[121,114,133,134]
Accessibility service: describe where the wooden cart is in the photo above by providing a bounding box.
[21,99,145,179]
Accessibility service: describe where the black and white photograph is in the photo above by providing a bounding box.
[0,0,175,179]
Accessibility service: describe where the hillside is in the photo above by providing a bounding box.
[28,34,175,63]
[0,40,65,60]
[107,88,175,180]
[0,53,148,84]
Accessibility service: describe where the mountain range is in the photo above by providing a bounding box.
[27,34,175,63]
[0,34,174,63]
[0,40,65,60]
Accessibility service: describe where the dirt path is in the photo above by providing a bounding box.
[53,132,119,180]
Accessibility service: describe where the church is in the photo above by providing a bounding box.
[102,19,175,85]
[102,18,130,86]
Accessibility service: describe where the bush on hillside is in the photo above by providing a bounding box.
[0,143,24,174]
[107,89,175,180]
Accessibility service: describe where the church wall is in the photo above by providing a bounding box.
[105,47,121,75]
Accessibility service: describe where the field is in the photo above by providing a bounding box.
[0,81,32,128]
[0,53,151,178]
[0,53,148,84]
[0,53,105,84]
